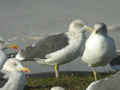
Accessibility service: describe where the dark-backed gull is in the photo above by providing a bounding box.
[15,20,88,78]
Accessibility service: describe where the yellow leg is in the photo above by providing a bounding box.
[93,70,97,81]
[54,64,59,78]
[91,67,97,81]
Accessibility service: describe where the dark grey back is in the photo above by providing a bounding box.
[21,33,69,59]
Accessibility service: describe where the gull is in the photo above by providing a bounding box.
[0,58,30,90]
[81,23,116,80]
[15,20,88,78]
[0,36,19,69]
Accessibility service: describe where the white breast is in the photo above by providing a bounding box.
[82,33,116,67]
[45,32,86,65]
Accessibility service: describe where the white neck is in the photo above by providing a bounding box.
[0,50,7,69]
[3,71,26,90]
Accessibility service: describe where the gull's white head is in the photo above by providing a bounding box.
[2,58,30,73]
[69,20,87,33]
[0,37,19,50]
[94,23,107,34]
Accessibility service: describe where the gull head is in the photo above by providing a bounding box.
[94,23,108,34]
[2,58,30,73]
[0,37,19,50]
[69,20,87,33]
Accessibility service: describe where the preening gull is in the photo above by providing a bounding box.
[81,23,116,80]
[0,58,30,90]
[16,20,88,78]
[0,37,19,69]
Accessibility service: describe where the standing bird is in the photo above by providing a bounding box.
[0,58,30,90]
[81,23,116,80]
[15,20,88,78]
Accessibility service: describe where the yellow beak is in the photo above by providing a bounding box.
[79,23,85,27]
[84,25,99,34]
[85,26,94,32]
[20,67,31,73]
[6,44,19,50]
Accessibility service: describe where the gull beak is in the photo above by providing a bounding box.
[6,44,19,50]
[93,29,99,33]
[79,23,85,27]
[84,25,94,32]
[84,25,99,33]
[20,67,31,73]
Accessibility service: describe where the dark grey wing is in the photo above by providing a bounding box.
[0,72,8,88]
[110,52,120,66]
[21,33,69,59]
[110,56,120,66]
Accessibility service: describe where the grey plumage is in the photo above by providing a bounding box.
[0,58,30,90]
[0,72,8,88]
[109,52,120,71]
[0,51,7,69]
[0,72,26,90]
[110,56,120,66]
[15,20,88,78]
[20,33,69,59]
[86,71,120,90]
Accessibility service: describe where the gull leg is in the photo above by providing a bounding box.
[54,64,59,78]
[91,67,97,81]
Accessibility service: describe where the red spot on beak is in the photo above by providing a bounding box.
[12,45,19,50]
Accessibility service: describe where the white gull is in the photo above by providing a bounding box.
[82,23,116,80]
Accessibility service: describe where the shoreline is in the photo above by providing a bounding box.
[27,71,114,78]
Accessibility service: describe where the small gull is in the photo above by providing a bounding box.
[81,23,116,80]
[16,20,88,78]
[0,36,19,69]
[0,58,30,90]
